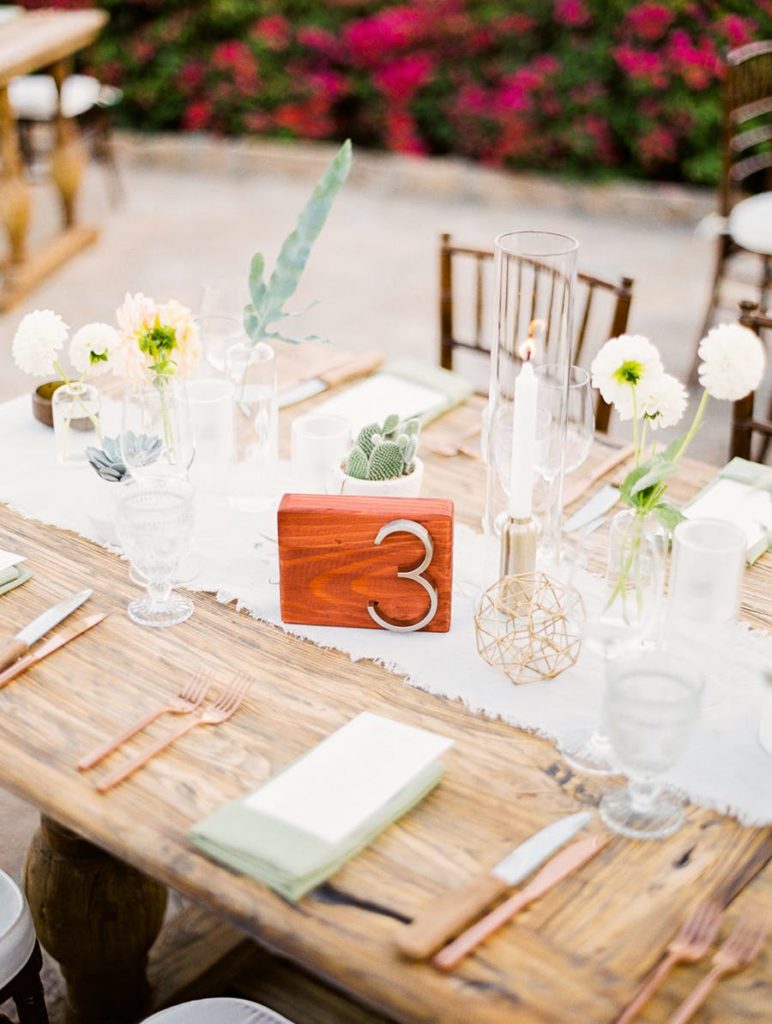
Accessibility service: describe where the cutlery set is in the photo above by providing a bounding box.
[397,814,768,1020]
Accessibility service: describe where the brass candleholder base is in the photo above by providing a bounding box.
[475,572,583,685]
[499,514,537,579]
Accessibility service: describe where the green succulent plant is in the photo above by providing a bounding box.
[86,432,162,483]
[345,414,420,481]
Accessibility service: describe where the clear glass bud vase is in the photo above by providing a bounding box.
[52,382,102,466]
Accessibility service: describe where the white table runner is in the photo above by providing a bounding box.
[0,393,769,825]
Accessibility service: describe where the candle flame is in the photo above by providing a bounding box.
[519,340,535,362]
[519,318,545,362]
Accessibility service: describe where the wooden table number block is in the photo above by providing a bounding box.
[278,494,454,632]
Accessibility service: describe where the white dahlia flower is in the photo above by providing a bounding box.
[69,322,119,377]
[12,309,69,377]
[637,372,688,430]
[697,323,766,401]
[591,334,664,419]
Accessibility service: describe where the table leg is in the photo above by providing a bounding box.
[50,59,86,229]
[0,84,31,266]
[23,816,168,1024]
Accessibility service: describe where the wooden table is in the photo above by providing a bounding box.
[0,8,108,311]
[0,391,769,1024]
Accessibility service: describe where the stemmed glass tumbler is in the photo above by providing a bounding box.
[560,511,665,775]
[117,478,195,628]
[601,652,703,839]
[534,364,594,560]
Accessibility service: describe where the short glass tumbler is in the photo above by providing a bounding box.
[601,653,703,840]
[117,478,195,628]
[669,518,746,625]
[52,382,101,466]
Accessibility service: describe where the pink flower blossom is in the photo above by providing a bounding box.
[637,125,679,166]
[251,14,292,51]
[716,14,757,49]
[583,114,617,165]
[178,61,205,94]
[345,6,425,65]
[374,54,434,102]
[613,44,668,89]
[385,109,427,155]
[183,99,212,132]
[667,30,719,90]
[625,3,675,42]
[554,0,591,29]
[296,25,340,57]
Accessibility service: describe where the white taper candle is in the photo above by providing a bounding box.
[509,353,537,517]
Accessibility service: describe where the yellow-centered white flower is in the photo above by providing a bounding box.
[637,372,688,430]
[12,309,69,377]
[69,322,118,377]
[590,334,664,420]
[697,323,766,401]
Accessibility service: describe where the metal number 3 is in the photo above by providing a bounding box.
[367,519,439,633]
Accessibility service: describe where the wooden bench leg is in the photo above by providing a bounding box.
[23,816,167,1024]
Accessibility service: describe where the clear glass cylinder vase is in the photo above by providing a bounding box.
[52,382,102,466]
[484,231,578,553]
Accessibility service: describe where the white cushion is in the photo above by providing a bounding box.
[9,74,102,120]
[141,998,294,1023]
[729,192,772,256]
[0,868,36,990]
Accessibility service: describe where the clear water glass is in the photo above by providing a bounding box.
[196,315,245,375]
[601,652,703,839]
[534,364,594,560]
[226,340,278,511]
[560,510,665,775]
[52,382,102,467]
[116,478,195,628]
[186,377,235,492]
[669,517,746,625]
[291,413,350,493]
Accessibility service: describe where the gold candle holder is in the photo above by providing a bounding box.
[475,572,583,685]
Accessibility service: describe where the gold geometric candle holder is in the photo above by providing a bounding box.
[474,572,583,685]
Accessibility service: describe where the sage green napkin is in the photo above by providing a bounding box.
[0,565,32,596]
[190,712,452,901]
[684,456,771,564]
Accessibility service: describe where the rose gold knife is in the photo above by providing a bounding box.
[432,834,609,972]
[0,612,109,689]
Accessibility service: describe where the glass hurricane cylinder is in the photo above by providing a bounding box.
[52,382,102,466]
[484,231,578,562]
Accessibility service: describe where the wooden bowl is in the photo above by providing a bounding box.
[32,380,65,428]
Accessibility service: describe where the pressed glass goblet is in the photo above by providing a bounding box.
[601,652,703,839]
[560,510,665,775]
[116,478,195,628]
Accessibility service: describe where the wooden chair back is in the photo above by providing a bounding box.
[720,40,772,217]
[438,232,634,431]
[732,299,772,462]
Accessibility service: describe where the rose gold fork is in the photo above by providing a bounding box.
[96,673,251,793]
[77,671,212,771]
[614,901,723,1024]
[667,912,770,1024]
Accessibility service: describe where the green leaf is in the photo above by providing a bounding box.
[263,140,352,324]
[653,502,684,533]
[248,252,266,309]
[661,436,686,463]
[630,460,678,496]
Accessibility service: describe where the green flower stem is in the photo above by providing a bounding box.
[631,385,640,466]
[672,388,710,463]
[154,375,175,460]
[52,362,103,445]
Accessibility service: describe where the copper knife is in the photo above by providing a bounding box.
[396,811,591,960]
[0,612,109,689]
[432,834,609,972]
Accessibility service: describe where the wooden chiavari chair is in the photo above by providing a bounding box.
[732,299,772,463]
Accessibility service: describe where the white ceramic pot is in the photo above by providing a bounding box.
[326,457,424,498]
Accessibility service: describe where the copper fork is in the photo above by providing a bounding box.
[77,671,212,771]
[96,673,251,793]
[614,901,722,1024]
[667,912,770,1024]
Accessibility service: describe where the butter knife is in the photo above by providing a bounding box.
[0,588,92,671]
[433,834,609,971]
[278,351,383,408]
[396,810,590,960]
[563,483,620,534]
[0,612,109,689]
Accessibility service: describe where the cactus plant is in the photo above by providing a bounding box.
[344,415,421,481]
[86,432,162,483]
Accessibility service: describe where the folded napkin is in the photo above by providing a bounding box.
[191,712,452,900]
[684,457,771,564]
[0,549,31,596]
[313,358,473,430]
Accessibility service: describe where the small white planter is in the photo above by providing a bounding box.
[326,457,424,498]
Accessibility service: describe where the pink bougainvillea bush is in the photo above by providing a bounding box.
[19,0,771,184]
